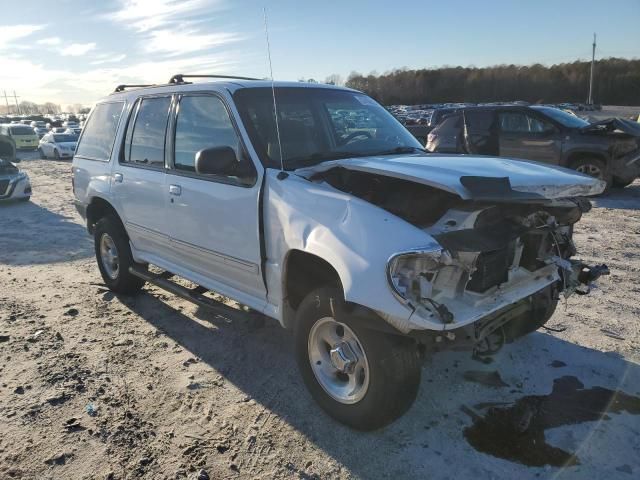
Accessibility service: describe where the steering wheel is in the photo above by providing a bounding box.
[341,131,372,145]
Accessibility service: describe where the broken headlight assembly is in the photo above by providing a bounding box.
[387,248,452,305]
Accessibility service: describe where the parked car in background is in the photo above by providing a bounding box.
[0,124,40,150]
[65,127,82,136]
[73,77,608,429]
[39,132,78,159]
[33,127,49,139]
[51,127,68,134]
[0,157,31,202]
[426,105,640,188]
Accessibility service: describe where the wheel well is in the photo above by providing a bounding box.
[283,250,343,323]
[566,151,607,167]
[86,197,122,234]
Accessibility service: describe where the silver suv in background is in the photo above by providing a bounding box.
[73,75,608,429]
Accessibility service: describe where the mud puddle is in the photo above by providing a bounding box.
[463,376,640,466]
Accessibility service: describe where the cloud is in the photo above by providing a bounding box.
[90,54,127,65]
[145,29,240,56]
[108,0,217,32]
[37,37,62,46]
[0,24,45,49]
[60,42,97,56]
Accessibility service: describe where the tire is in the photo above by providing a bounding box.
[53,149,60,160]
[570,157,611,191]
[612,177,634,189]
[38,148,46,159]
[18,197,30,203]
[294,287,421,430]
[93,215,145,294]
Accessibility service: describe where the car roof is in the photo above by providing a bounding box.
[103,79,358,103]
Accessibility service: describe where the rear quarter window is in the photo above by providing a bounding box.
[75,102,125,161]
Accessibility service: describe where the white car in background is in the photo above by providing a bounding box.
[38,132,78,159]
[0,158,31,202]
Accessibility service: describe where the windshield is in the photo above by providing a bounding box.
[531,106,589,128]
[9,125,35,136]
[234,87,423,169]
[53,134,77,143]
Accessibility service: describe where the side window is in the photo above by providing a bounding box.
[173,95,246,174]
[123,96,171,168]
[500,112,554,133]
[75,102,124,161]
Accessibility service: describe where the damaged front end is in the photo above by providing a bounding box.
[315,166,609,353]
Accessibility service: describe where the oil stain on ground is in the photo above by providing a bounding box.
[463,376,640,467]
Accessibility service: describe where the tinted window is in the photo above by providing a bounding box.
[531,106,589,128]
[9,125,35,135]
[435,114,462,132]
[124,97,170,168]
[174,95,242,172]
[53,134,77,143]
[499,112,554,133]
[75,102,124,161]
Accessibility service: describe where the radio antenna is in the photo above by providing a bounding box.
[263,7,286,178]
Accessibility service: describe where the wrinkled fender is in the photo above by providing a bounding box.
[72,158,117,226]
[263,169,443,332]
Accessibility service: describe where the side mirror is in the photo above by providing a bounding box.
[195,146,237,176]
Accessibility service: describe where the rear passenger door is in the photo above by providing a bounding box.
[164,93,265,305]
[498,110,561,163]
[111,95,173,259]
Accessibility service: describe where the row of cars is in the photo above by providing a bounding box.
[392,103,640,190]
[0,123,79,159]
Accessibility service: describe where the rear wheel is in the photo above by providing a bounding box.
[570,157,611,191]
[295,287,421,430]
[38,148,46,159]
[94,215,145,294]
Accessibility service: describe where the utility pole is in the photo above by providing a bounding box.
[2,90,10,115]
[588,33,596,105]
[12,91,20,115]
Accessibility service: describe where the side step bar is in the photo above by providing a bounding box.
[129,265,246,319]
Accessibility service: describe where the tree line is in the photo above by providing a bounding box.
[343,58,640,106]
[0,101,90,116]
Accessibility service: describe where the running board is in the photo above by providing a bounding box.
[129,266,244,319]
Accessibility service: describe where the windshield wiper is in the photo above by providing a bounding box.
[366,146,428,156]
[287,151,364,169]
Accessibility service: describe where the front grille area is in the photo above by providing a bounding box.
[0,179,10,196]
[467,248,510,293]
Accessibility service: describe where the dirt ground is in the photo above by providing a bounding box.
[1,151,639,480]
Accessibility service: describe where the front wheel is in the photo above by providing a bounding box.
[93,215,145,294]
[570,157,611,191]
[38,148,46,159]
[53,149,60,160]
[295,287,421,430]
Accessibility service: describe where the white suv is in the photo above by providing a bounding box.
[72,74,608,429]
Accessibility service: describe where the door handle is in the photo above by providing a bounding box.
[113,173,123,183]
[169,184,182,196]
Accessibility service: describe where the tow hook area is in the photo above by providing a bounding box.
[574,263,610,295]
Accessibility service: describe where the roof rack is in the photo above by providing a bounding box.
[114,84,154,93]
[168,74,262,84]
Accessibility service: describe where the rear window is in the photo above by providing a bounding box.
[9,126,35,136]
[53,134,77,143]
[75,102,124,161]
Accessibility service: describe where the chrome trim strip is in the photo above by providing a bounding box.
[169,236,258,273]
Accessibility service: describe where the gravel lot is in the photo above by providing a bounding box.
[1,151,639,480]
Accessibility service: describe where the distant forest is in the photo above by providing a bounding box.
[343,58,640,106]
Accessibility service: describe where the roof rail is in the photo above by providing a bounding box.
[168,74,262,84]
[114,84,154,93]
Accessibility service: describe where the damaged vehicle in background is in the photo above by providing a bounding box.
[426,105,640,189]
[0,134,31,202]
[73,78,609,430]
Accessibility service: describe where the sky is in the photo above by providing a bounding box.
[0,0,639,107]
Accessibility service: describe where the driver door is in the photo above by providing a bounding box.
[164,93,265,303]
[498,110,561,164]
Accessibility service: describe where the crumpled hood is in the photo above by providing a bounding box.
[581,118,640,136]
[297,154,606,200]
